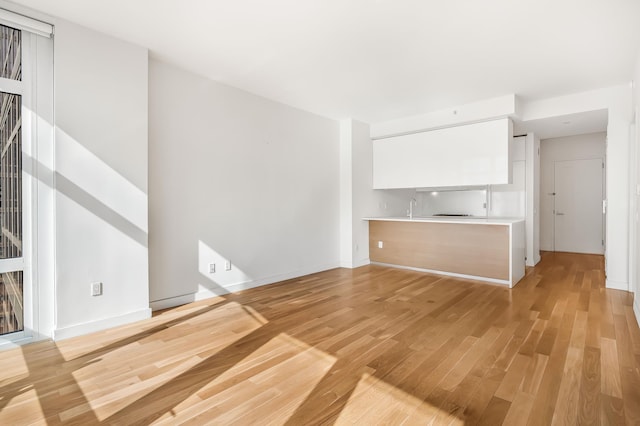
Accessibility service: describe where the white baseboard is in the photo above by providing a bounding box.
[634,298,640,328]
[370,261,512,287]
[339,258,370,269]
[352,258,371,268]
[150,293,201,311]
[150,261,341,311]
[525,253,541,267]
[606,279,629,291]
[53,308,152,341]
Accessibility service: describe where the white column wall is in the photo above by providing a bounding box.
[340,120,354,267]
[53,20,150,338]
[525,133,541,266]
[340,119,417,268]
[633,51,640,321]
[606,91,633,290]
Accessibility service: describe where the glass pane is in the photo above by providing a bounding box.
[0,91,21,259]
[0,25,20,81]
[0,270,22,335]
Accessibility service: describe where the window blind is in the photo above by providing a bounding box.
[0,8,52,38]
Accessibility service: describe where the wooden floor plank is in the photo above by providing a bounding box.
[0,252,638,425]
[502,391,535,425]
[578,346,601,425]
[601,394,626,426]
[476,395,511,426]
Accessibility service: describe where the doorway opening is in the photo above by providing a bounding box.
[540,133,606,256]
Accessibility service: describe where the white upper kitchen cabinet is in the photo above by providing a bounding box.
[372,118,513,189]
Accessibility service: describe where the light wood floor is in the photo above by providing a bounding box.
[1,252,639,425]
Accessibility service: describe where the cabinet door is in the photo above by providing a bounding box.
[372,118,512,189]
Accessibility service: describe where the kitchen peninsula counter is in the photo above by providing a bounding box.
[363,216,524,225]
[364,217,525,287]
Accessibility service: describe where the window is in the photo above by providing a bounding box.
[0,24,23,336]
[0,10,53,345]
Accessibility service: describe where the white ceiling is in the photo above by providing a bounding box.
[514,109,609,140]
[8,0,640,127]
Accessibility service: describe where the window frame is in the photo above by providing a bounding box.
[0,10,53,347]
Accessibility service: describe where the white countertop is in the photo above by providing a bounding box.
[363,216,525,225]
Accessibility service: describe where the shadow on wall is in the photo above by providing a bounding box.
[22,127,148,248]
[21,124,150,331]
[54,128,148,245]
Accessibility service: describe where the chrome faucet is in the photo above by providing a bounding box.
[408,198,417,219]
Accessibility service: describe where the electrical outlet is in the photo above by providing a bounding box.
[378,241,384,249]
[225,261,232,271]
[209,263,216,273]
[91,282,102,296]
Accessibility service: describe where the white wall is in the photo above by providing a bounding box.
[633,50,640,322]
[149,59,340,308]
[525,133,541,265]
[52,20,150,338]
[490,135,526,218]
[340,121,354,267]
[607,92,633,290]
[539,133,606,252]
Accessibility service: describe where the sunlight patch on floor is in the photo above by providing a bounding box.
[66,301,265,421]
[151,332,337,424]
[0,388,44,424]
[0,351,28,385]
[55,297,228,361]
[335,372,464,425]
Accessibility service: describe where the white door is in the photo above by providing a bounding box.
[554,159,604,254]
